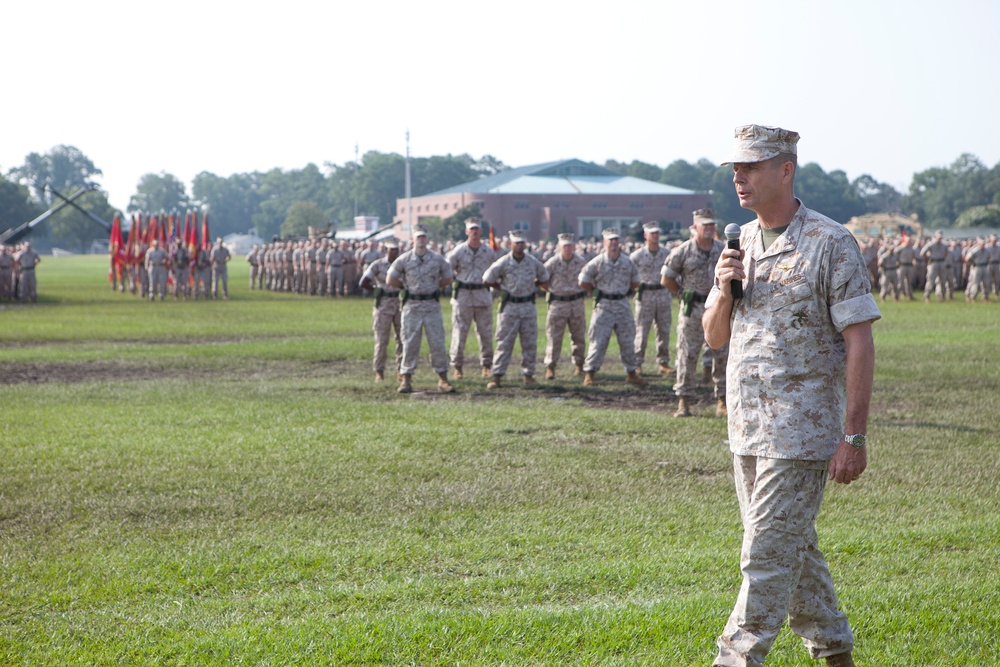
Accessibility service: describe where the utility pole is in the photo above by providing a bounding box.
[353,142,359,220]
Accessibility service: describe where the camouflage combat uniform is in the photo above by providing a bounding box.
[145,246,169,301]
[896,242,916,298]
[629,244,672,369]
[663,236,728,399]
[543,252,587,372]
[965,244,991,301]
[446,241,497,371]
[920,238,950,300]
[483,251,548,378]
[387,248,453,376]
[210,245,231,298]
[361,256,403,376]
[579,252,640,374]
[707,202,881,667]
[877,245,900,300]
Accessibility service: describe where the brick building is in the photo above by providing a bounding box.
[394,159,712,242]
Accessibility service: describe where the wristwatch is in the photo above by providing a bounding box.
[844,433,867,448]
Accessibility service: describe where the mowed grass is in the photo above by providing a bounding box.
[2,256,999,666]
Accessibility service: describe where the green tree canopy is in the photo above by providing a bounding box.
[281,201,327,238]
[0,175,44,234]
[48,189,117,253]
[128,172,191,215]
[11,145,103,207]
[955,204,1000,229]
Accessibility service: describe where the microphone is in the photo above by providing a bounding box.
[724,223,744,299]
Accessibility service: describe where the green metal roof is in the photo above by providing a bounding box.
[424,159,699,197]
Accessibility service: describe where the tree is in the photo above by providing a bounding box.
[955,205,1000,229]
[852,174,903,214]
[128,172,191,215]
[0,175,43,234]
[281,201,327,238]
[11,145,103,207]
[192,171,262,238]
[793,163,864,223]
[443,204,482,242]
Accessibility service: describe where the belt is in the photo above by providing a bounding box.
[641,283,664,291]
[974,263,989,267]
[507,294,536,304]
[20,267,35,271]
[408,291,440,301]
[381,290,400,297]
[329,264,343,268]
[600,293,628,300]
[549,292,585,302]
[899,262,912,266]
[931,259,945,263]
[457,281,487,289]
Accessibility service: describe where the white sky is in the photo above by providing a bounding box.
[2,0,997,212]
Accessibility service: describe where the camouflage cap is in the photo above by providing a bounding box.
[383,238,399,249]
[642,221,663,235]
[557,232,575,246]
[602,228,621,241]
[413,224,429,237]
[693,208,718,226]
[465,217,482,229]
[722,124,799,165]
[508,230,528,243]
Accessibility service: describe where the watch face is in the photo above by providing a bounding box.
[847,434,866,448]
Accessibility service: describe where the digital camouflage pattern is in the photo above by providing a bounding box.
[483,252,548,377]
[447,241,497,369]
[579,252,640,373]
[388,249,453,375]
[629,244,672,367]
[543,253,588,371]
[361,256,402,375]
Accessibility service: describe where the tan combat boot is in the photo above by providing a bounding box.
[374,370,385,383]
[674,397,692,418]
[397,374,413,393]
[583,371,595,386]
[486,374,503,390]
[702,365,712,383]
[626,370,646,386]
[544,366,556,380]
[523,374,537,387]
[715,397,728,417]
[452,366,463,380]
[634,365,643,376]
[575,364,584,376]
[437,372,455,393]
[482,366,491,378]
[825,652,855,667]
[659,364,675,376]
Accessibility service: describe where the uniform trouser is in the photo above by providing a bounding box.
[213,268,228,298]
[140,268,149,296]
[544,300,586,370]
[674,302,728,399]
[990,264,1000,295]
[491,301,537,377]
[715,455,853,667]
[372,297,403,373]
[293,269,303,293]
[966,266,990,300]
[19,270,37,301]
[879,268,899,299]
[328,267,344,296]
[897,265,914,297]
[633,290,672,367]
[173,268,191,297]
[249,266,259,289]
[925,263,950,299]
[149,268,167,299]
[1,273,13,299]
[195,268,211,297]
[308,266,318,294]
[583,300,638,373]
[450,300,494,369]
[317,269,327,296]
[400,301,449,375]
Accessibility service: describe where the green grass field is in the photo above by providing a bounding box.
[2,256,999,666]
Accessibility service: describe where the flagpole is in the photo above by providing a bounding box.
[405,129,412,240]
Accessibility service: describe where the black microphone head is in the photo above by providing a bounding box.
[725,223,741,242]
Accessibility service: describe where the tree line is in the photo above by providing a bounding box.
[3,145,999,253]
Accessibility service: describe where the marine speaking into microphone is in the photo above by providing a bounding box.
[724,223,743,299]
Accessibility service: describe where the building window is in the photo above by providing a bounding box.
[514,201,530,209]
[592,201,607,209]
[668,201,682,209]
[629,201,644,209]
[513,221,530,232]
[554,201,570,209]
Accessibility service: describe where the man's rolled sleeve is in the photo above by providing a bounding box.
[831,293,881,331]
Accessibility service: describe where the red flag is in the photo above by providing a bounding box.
[201,212,211,250]
[125,215,137,266]
[488,224,498,251]
[109,214,126,283]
